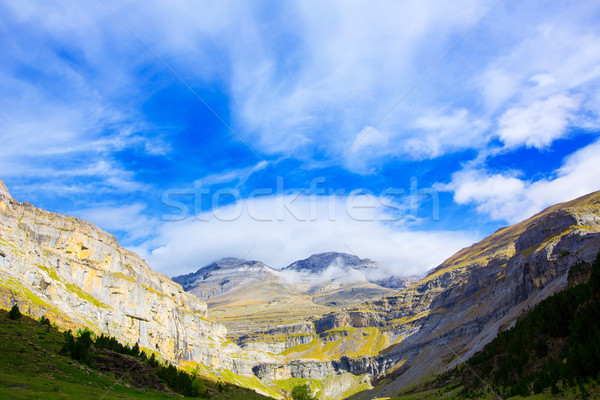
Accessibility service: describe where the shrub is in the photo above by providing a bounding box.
[291,384,316,400]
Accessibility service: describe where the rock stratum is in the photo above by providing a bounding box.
[2,176,600,400]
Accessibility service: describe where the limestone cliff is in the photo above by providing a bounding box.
[0,179,236,369]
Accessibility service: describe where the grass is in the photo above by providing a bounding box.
[0,309,273,400]
[0,275,54,308]
[279,327,390,361]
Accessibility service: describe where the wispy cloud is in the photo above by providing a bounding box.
[496,94,581,149]
[441,138,600,223]
[200,161,269,187]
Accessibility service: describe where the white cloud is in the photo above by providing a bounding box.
[136,194,475,277]
[199,161,269,187]
[443,138,600,223]
[476,22,600,152]
[344,109,489,173]
[3,0,600,177]
[279,258,369,286]
[0,2,162,197]
[497,94,581,149]
[73,203,158,242]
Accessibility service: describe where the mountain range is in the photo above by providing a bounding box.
[1,177,599,399]
[172,253,409,345]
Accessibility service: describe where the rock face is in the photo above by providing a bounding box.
[0,179,235,368]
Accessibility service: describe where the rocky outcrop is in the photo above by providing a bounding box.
[238,322,316,353]
[252,356,395,382]
[314,311,382,333]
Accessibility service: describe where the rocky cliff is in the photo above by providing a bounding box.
[0,179,253,372]
[342,190,600,397]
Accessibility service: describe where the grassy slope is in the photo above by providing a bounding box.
[0,310,273,400]
[279,327,389,361]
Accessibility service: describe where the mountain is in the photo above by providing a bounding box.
[283,252,378,273]
[433,254,600,398]
[173,253,396,344]
[173,252,404,346]
[343,190,600,398]
[0,180,223,365]
[173,258,279,300]
[0,179,287,398]
[0,178,394,399]
[282,251,416,289]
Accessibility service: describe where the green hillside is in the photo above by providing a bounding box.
[0,308,273,400]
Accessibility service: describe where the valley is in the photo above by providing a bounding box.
[1,177,600,399]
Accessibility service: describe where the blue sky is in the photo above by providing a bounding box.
[1,0,600,276]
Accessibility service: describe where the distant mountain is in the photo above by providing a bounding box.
[283,252,378,273]
[283,252,416,289]
[173,254,401,338]
[172,258,279,300]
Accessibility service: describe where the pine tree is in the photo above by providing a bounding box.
[8,304,22,320]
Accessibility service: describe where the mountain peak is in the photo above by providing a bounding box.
[172,258,279,300]
[0,179,10,199]
[283,252,377,273]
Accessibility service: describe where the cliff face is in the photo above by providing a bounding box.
[0,180,231,367]
[341,191,600,397]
